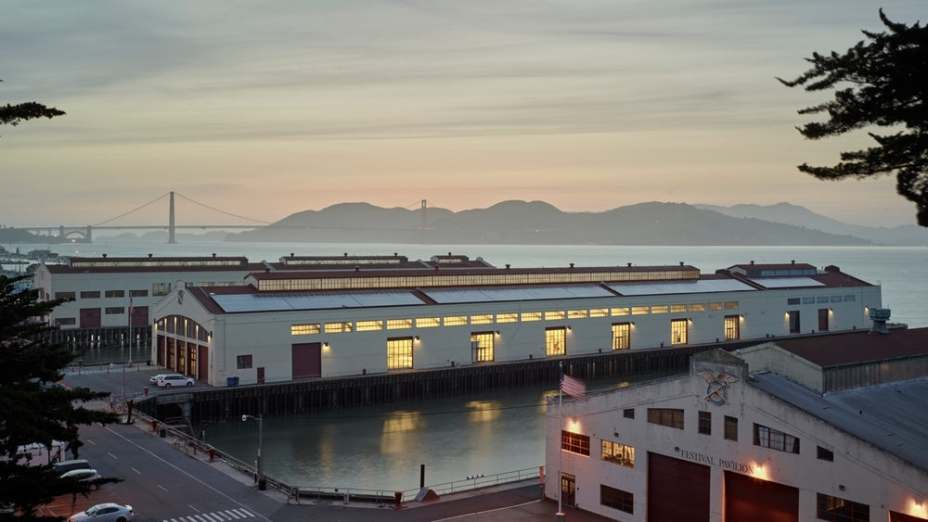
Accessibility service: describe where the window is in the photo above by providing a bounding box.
[496,313,518,323]
[80,291,100,299]
[754,423,800,454]
[688,303,706,312]
[560,430,590,456]
[647,408,684,429]
[623,408,635,419]
[386,319,413,330]
[670,304,686,313]
[787,297,801,305]
[709,302,723,311]
[236,355,253,369]
[520,311,542,322]
[724,416,738,441]
[831,295,843,303]
[611,323,631,350]
[724,315,741,341]
[152,282,172,297]
[600,485,634,514]
[104,307,124,315]
[651,305,669,314]
[631,306,649,315]
[671,319,688,345]
[611,307,630,316]
[817,493,869,522]
[291,323,321,335]
[55,317,76,326]
[698,411,712,435]
[817,446,834,462]
[415,317,440,328]
[104,290,125,298]
[788,311,801,333]
[567,309,588,319]
[356,320,383,331]
[589,308,608,318]
[844,295,856,302]
[724,301,739,309]
[444,316,467,327]
[818,309,830,331]
[386,337,413,370]
[544,311,566,321]
[471,332,495,362]
[470,314,493,325]
[545,327,567,356]
[817,296,830,304]
[325,322,354,333]
[129,289,148,297]
[55,292,76,300]
[601,440,635,468]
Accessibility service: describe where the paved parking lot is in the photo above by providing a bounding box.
[63,366,208,401]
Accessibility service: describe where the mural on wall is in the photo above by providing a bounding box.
[702,371,739,406]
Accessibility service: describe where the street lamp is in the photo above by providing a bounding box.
[242,414,265,490]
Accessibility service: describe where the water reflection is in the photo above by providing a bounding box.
[465,400,501,423]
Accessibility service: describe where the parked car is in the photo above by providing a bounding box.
[60,468,102,485]
[149,373,171,384]
[156,374,194,388]
[53,459,91,474]
[68,503,134,522]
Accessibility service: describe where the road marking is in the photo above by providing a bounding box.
[223,510,242,519]
[215,512,234,521]
[104,427,270,522]
[430,499,543,521]
[86,439,96,446]
[200,513,220,522]
[188,505,201,513]
[232,509,253,518]
[107,451,119,460]
[130,467,141,475]
[157,484,169,492]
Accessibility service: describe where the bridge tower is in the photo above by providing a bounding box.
[420,199,427,243]
[168,191,177,244]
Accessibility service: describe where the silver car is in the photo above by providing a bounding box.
[60,468,102,487]
[68,503,134,522]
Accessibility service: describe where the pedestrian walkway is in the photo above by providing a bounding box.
[162,507,257,522]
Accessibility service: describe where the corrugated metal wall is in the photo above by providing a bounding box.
[824,356,928,392]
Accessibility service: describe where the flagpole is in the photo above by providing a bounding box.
[557,360,564,517]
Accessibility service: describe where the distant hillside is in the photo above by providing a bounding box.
[696,203,928,246]
[0,227,61,244]
[228,201,870,246]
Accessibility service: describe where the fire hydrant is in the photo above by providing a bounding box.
[208,448,217,462]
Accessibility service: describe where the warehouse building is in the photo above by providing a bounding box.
[148,259,880,386]
[545,325,928,522]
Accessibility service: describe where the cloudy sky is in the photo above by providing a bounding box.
[1,0,923,227]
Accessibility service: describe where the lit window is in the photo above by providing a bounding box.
[545,327,567,356]
[415,317,440,328]
[236,355,253,369]
[544,311,566,321]
[291,323,321,336]
[651,305,669,314]
[567,310,588,319]
[671,319,688,345]
[386,337,413,370]
[589,308,608,318]
[631,306,649,315]
[601,440,635,468]
[611,323,631,350]
[356,320,383,331]
[611,307,630,316]
[386,319,414,330]
[496,313,518,323]
[561,430,589,456]
[471,332,495,362]
[688,303,706,312]
[670,304,686,313]
[444,316,467,327]
[521,311,542,322]
[724,301,739,309]
[470,314,493,325]
[709,302,723,311]
[324,322,353,334]
[724,315,740,341]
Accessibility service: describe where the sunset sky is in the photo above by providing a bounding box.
[1,0,924,227]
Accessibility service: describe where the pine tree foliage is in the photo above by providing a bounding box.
[0,275,119,521]
[0,80,65,131]
[780,10,928,226]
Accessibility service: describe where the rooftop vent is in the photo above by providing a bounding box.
[869,308,891,335]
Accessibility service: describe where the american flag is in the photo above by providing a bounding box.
[561,374,586,399]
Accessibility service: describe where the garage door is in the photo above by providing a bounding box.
[892,512,928,522]
[725,471,798,522]
[79,308,101,329]
[130,306,149,327]
[292,343,322,379]
[648,452,710,522]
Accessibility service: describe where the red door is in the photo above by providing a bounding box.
[157,335,166,366]
[257,367,265,384]
[648,453,710,522]
[130,306,149,327]
[198,345,208,383]
[724,471,798,522]
[79,308,101,329]
[292,343,322,379]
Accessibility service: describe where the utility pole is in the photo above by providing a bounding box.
[168,191,177,244]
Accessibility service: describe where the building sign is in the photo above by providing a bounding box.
[678,449,755,475]
[701,370,738,406]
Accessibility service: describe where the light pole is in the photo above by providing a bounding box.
[242,414,265,490]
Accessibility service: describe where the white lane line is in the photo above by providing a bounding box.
[103,427,270,522]
[107,452,119,460]
[232,509,253,518]
[130,467,141,475]
[430,499,543,522]
[223,510,242,519]
[203,513,223,522]
[192,515,209,522]
[212,512,231,521]
[157,484,169,492]
[188,505,201,513]
[86,439,96,446]
[168,518,177,522]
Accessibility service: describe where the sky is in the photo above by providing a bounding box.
[0,0,924,227]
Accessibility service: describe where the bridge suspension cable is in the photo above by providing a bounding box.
[93,192,169,226]
[174,192,272,225]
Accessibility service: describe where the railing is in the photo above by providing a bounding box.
[401,466,541,498]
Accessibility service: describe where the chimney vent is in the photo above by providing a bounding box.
[869,308,891,335]
[102,253,107,258]
[505,264,511,269]
[750,260,755,265]
[148,253,153,258]
[627,262,632,267]
[569,263,574,269]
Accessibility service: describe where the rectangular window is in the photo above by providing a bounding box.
[415,317,440,328]
[236,354,253,369]
[291,323,321,335]
[601,440,635,468]
[129,289,148,297]
[356,320,383,331]
[495,312,518,323]
[611,307,630,316]
[816,493,869,522]
[698,411,712,435]
[688,303,706,312]
[631,306,649,315]
[724,301,738,310]
[724,416,739,441]
[104,290,125,298]
[325,322,354,334]
[560,430,590,456]
[55,317,76,326]
[520,311,542,322]
[787,297,801,305]
[753,423,800,454]
[386,318,414,330]
[724,315,741,341]
[386,337,414,370]
[817,296,830,304]
[670,304,686,313]
[567,309,588,319]
[647,408,684,430]
[80,291,100,299]
[470,314,493,325]
[818,309,830,332]
[545,327,567,356]
[55,292,75,300]
[788,311,801,333]
[471,332,495,362]
[817,446,834,462]
[600,485,634,514]
[651,305,669,314]
[104,307,124,315]
[831,295,843,303]
[152,282,172,297]
[544,310,566,321]
[709,302,723,311]
[844,295,856,302]
[589,308,608,318]
[623,408,635,419]
[444,316,468,327]
[611,323,631,351]
[671,319,688,345]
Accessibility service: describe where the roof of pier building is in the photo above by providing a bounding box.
[45,255,266,274]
